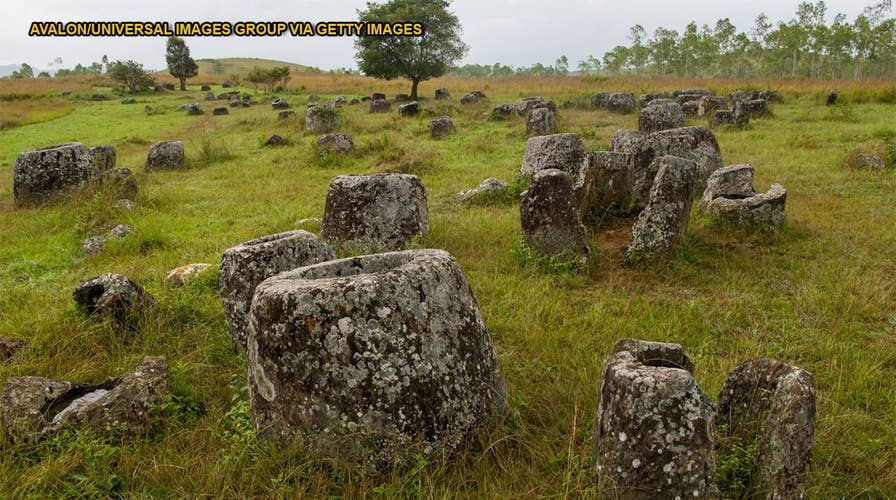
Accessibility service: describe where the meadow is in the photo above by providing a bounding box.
[0,70,894,497]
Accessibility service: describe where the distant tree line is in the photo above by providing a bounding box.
[451,1,895,80]
[596,0,896,79]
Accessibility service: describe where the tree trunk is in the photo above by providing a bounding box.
[179,78,186,91]
[410,78,420,100]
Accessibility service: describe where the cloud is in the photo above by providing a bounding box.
[1,0,876,71]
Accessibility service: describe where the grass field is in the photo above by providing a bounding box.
[0,73,895,497]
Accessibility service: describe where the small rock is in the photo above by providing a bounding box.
[398,101,420,117]
[370,99,391,113]
[825,90,838,106]
[316,134,354,157]
[145,141,185,171]
[73,274,159,331]
[460,91,486,104]
[264,135,286,147]
[700,164,786,226]
[278,110,296,120]
[165,263,214,288]
[213,107,228,115]
[435,88,450,100]
[0,337,26,361]
[272,98,290,109]
[456,177,510,205]
[429,116,454,138]
[121,97,136,104]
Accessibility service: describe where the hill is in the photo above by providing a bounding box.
[193,57,319,77]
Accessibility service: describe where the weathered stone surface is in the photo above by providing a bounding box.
[92,93,108,101]
[0,356,168,442]
[590,92,610,109]
[516,97,544,115]
[264,134,286,147]
[638,99,684,133]
[201,84,211,91]
[520,133,585,178]
[520,169,589,260]
[456,177,510,205]
[429,116,454,138]
[370,99,391,113]
[681,100,699,117]
[121,97,136,104]
[220,230,336,349]
[221,80,232,88]
[676,93,705,105]
[90,146,116,172]
[247,249,507,465]
[371,92,386,101]
[73,274,159,331]
[308,94,321,103]
[732,100,750,128]
[435,88,450,100]
[595,338,718,499]
[609,126,723,210]
[14,143,95,203]
[825,91,838,106]
[316,134,354,157]
[0,337,26,362]
[673,88,715,98]
[81,224,133,256]
[698,96,728,117]
[398,101,419,117]
[271,98,290,109]
[526,107,557,136]
[163,83,175,91]
[321,174,429,250]
[165,263,214,288]
[626,155,698,262]
[213,107,228,115]
[145,141,185,171]
[854,153,887,170]
[742,99,769,118]
[460,90,486,104]
[306,106,340,133]
[278,110,296,120]
[711,110,735,128]
[700,164,787,226]
[350,97,360,105]
[186,103,203,115]
[333,95,347,107]
[606,93,636,114]
[638,92,671,109]
[716,358,816,499]
[490,103,517,120]
[574,151,635,222]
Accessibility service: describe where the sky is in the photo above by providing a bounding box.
[0,0,877,72]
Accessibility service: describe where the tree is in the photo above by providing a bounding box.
[355,0,467,100]
[245,66,290,93]
[108,60,155,93]
[11,63,33,78]
[166,36,198,90]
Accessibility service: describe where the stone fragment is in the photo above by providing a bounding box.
[306,105,340,133]
[626,155,698,262]
[370,99,391,113]
[429,116,454,138]
[520,133,585,178]
[700,164,787,226]
[456,177,510,205]
[316,134,354,157]
[638,99,684,133]
[165,263,214,288]
[526,107,557,136]
[73,274,159,331]
[398,101,419,117]
[716,358,816,499]
[145,141,185,171]
[264,134,286,147]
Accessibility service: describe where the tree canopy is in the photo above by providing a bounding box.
[166,36,198,90]
[595,0,896,79]
[355,0,467,99]
[245,66,290,93]
[109,60,155,93]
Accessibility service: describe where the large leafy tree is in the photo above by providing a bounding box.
[166,36,198,90]
[109,60,155,93]
[355,0,467,100]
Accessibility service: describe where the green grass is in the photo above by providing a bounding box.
[0,82,895,497]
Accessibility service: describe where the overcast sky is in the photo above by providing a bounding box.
[1,0,876,72]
